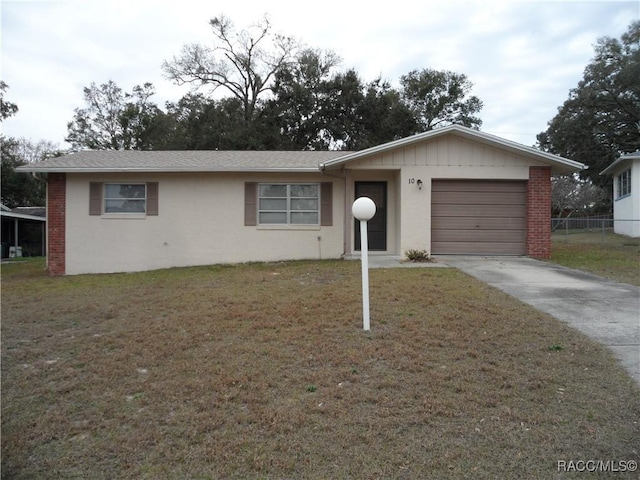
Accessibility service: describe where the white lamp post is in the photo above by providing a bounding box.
[352,197,376,331]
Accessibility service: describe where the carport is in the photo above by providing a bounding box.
[0,206,46,258]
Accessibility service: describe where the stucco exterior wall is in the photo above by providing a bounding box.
[64,172,345,274]
[612,158,640,238]
[344,134,547,255]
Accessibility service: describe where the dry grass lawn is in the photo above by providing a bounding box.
[551,230,640,286]
[2,259,639,479]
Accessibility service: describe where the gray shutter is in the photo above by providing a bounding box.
[320,182,333,226]
[244,182,257,226]
[146,182,159,215]
[89,182,102,215]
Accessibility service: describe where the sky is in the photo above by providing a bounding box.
[1,0,638,150]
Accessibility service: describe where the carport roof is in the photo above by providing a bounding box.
[319,124,586,174]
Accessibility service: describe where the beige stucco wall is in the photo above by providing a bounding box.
[344,134,547,256]
[63,134,559,273]
[65,172,345,274]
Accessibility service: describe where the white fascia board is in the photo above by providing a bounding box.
[601,154,639,176]
[600,158,626,176]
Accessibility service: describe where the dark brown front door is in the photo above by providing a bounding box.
[355,182,387,251]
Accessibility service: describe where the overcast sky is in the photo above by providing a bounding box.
[1,0,637,150]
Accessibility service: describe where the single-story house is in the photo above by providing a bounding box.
[1,204,46,258]
[601,151,640,238]
[17,125,585,275]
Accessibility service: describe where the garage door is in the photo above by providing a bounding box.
[431,180,526,255]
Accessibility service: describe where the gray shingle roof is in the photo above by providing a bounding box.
[16,126,586,175]
[17,150,350,173]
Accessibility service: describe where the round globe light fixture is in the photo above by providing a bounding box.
[352,196,376,221]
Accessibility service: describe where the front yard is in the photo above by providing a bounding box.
[1,259,639,479]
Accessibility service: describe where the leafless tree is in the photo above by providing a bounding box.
[163,15,298,125]
[13,138,61,163]
[551,174,608,229]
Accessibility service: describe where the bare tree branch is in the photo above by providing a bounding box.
[162,14,299,125]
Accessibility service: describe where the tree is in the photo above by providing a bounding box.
[537,21,640,189]
[320,69,367,149]
[12,138,61,164]
[268,50,417,150]
[267,48,342,149]
[399,68,483,130]
[320,70,418,150]
[162,16,485,151]
[551,175,609,222]
[163,15,298,127]
[1,138,60,207]
[349,78,418,150]
[0,81,18,121]
[0,88,51,207]
[164,94,272,150]
[66,81,169,150]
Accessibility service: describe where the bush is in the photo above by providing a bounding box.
[405,249,431,262]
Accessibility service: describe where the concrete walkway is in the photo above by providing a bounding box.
[364,255,640,385]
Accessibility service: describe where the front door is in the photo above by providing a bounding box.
[354,182,387,251]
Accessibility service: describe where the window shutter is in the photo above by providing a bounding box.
[244,182,257,226]
[89,182,102,215]
[147,182,159,215]
[320,182,333,226]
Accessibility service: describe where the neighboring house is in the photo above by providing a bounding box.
[0,204,47,258]
[17,125,585,275]
[601,151,640,238]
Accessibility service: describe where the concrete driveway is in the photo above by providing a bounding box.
[436,256,640,385]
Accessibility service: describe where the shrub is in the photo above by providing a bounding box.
[405,249,431,262]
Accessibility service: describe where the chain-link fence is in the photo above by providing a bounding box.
[551,216,640,244]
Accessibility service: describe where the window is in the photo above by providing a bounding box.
[258,184,319,225]
[617,169,631,199]
[104,184,147,213]
[89,182,158,216]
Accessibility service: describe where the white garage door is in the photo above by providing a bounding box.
[431,180,527,255]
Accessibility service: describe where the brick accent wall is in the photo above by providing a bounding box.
[527,166,551,259]
[47,173,66,275]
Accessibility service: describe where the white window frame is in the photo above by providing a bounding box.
[103,183,147,214]
[258,183,320,225]
[616,169,631,199]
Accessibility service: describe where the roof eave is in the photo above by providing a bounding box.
[0,211,46,221]
[16,166,323,174]
[600,155,638,176]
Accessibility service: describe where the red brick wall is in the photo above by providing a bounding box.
[47,173,66,275]
[527,166,551,259]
